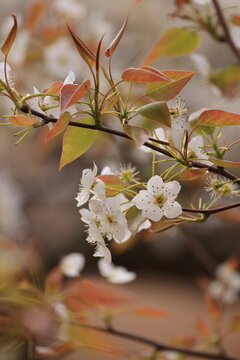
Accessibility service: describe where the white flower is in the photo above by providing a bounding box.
[116,163,139,184]
[60,253,85,277]
[76,163,98,207]
[187,135,210,164]
[98,259,136,284]
[140,128,167,155]
[204,175,239,199]
[192,0,211,5]
[132,175,182,222]
[52,0,87,20]
[80,208,112,264]
[168,97,188,149]
[89,197,129,243]
[0,62,14,88]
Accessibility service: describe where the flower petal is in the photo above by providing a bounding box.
[163,200,182,219]
[163,180,181,200]
[142,205,163,222]
[147,175,164,195]
[132,190,153,210]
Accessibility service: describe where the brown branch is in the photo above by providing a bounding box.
[20,104,240,184]
[75,323,240,360]
[211,0,240,61]
[182,201,240,215]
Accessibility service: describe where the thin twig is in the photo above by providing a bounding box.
[182,201,240,215]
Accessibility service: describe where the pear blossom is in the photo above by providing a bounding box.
[168,97,188,149]
[187,135,210,164]
[76,163,98,207]
[98,259,136,284]
[0,62,14,88]
[89,197,129,243]
[204,175,239,199]
[60,253,85,277]
[116,163,139,184]
[132,176,182,222]
[192,0,211,5]
[140,128,167,155]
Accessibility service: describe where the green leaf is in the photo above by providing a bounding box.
[198,109,240,126]
[209,64,240,95]
[45,111,71,142]
[146,70,195,101]
[137,101,171,127]
[123,124,150,148]
[126,206,145,234]
[208,158,240,168]
[141,28,201,66]
[59,118,96,170]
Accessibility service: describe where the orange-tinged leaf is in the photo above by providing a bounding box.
[43,81,63,95]
[105,13,128,57]
[133,307,170,317]
[59,117,96,170]
[137,101,171,127]
[208,158,240,168]
[175,0,190,6]
[1,14,17,57]
[24,2,48,31]
[122,67,170,83]
[199,109,240,126]
[180,168,206,181]
[231,15,240,26]
[45,112,71,142]
[8,115,37,127]
[45,266,62,294]
[60,80,90,112]
[172,335,196,347]
[196,318,210,338]
[123,124,150,148]
[209,64,240,96]
[230,316,240,332]
[141,28,201,67]
[97,174,125,196]
[67,24,95,67]
[205,294,221,318]
[65,298,87,322]
[101,94,119,114]
[146,70,195,101]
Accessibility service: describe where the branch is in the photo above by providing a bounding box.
[182,201,240,215]
[211,0,240,61]
[20,105,240,183]
[75,323,240,360]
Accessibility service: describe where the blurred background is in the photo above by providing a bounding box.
[0,0,240,356]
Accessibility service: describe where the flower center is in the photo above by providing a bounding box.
[220,184,232,195]
[106,214,115,224]
[154,194,167,207]
[121,170,134,183]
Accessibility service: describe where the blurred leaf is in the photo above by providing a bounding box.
[67,24,96,67]
[8,115,37,127]
[43,81,63,95]
[171,335,196,347]
[45,112,71,142]
[175,0,190,6]
[59,118,96,170]
[229,316,240,332]
[104,13,128,57]
[97,174,125,196]
[65,298,87,322]
[133,307,170,317]
[217,208,240,224]
[122,67,170,83]
[123,124,150,148]
[45,266,62,294]
[141,28,201,67]
[101,94,119,114]
[24,2,48,31]
[205,294,221,319]
[1,14,17,57]
[208,158,240,168]
[180,168,206,181]
[60,80,90,112]
[230,15,240,26]
[198,109,240,126]
[146,70,195,101]
[126,206,145,234]
[209,64,240,96]
[137,101,171,127]
[196,318,210,338]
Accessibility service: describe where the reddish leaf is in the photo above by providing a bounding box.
[230,316,240,332]
[141,28,201,67]
[172,335,196,347]
[133,307,170,317]
[205,294,221,318]
[122,67,170,83]
[137,101,171,127]
[24,2,48,31]
[199,109,240,126]
[175,0,190,6]
[1,14,17,57]
[180,168,206,181]
[60,80,90,112]
[196,318,210,338]
[67,24,96,67]
[45,112,71,142]
[43,81,63,95]
[97,174,125,196]
[8,115,37,127]
[146,70,195,101]
[45,266,62,294]
[231,15,240,26]
[104,13,128,57]
[123,124,150,148]
[65,298,87,322]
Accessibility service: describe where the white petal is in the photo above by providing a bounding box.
[92,179,106,202]
[89,199,105,218]
[163,180,181,200]
[132,190,153,210]
[190,53,211,78]
[94,243,112,264]
[142,205,163,222]
[79,208,94,224]
[147,175,164,195]
[163,200,182,219]
[81,164,97,189]
[113,225,130,243]
[63,70,75,85]
[60,253,85,277]
[137,219,151,232]
[108,267,136,284]
[97,259,113,277]
[101,166,114,175]
[75,188,90,207]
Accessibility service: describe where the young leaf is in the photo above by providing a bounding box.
[133,307,170,317]
[97,174,125,196]
[230,316,240,332]
[122,67,170,83]
[175,0,190,6]
[198,109,240,126]
[205,294,221,318]
[209,64,240,95]
[45,111,71,142]
[180,168,207,181]
[104,13,129,57]
[67,24,96,67]
[208,158,240,168]
[172,335,196,347]
[1,14,17,57]
[141,28,201,67]
[146,70,195,101]
[60,80,90,112]
[101,94,119,114]
[24,2,47,31]
[43,81,63,95]
[231,15,240,26]
[8,115,37,127]
[59,118,96,170]
[196,318,210,339]
[126,205,146,234]
[137,101,171,127]
[123,124,150,148]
